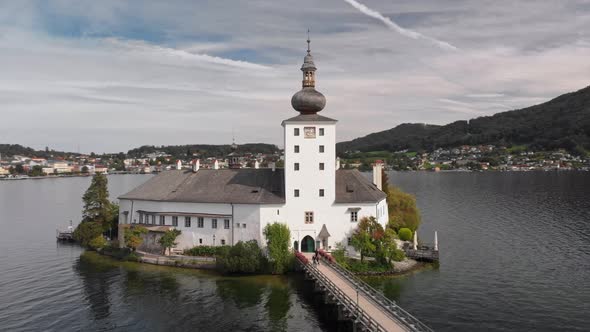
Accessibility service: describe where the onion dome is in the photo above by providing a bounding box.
[291,34,326,114]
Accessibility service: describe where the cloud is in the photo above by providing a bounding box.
[342,0,458,51]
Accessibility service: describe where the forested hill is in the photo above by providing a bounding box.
[337,85,590,155]
[0,144,79,159]
[126,143,280,158]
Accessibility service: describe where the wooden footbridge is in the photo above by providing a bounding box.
[296,252,433,332]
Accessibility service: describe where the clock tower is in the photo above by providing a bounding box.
[282,36,337,233]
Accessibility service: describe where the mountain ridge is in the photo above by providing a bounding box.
[336,85,590,155]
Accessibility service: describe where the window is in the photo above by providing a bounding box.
[294,145,300,153]
[212,219,218,229]
[221,239,226,245]
[199,238,203,244]
[294,128,300,136]
[347,237,352,245]
[294,189,300,197]
[172,216,178,227]
[319,145,324,153]
[294,163,300,171]
[151,215,156,225]
[185,216,191,227]
[305,211,314,224]
[319,189,324,197]
[277,209,280,215]
[198,217,204,228]
[236,223,240,228]
[224,219,230,229]
[319,163,325,170]
[139,213,144,224]
[242,223,246,228]
[159,215,165,225]
[351,211,358,222]
[319,128,324,136]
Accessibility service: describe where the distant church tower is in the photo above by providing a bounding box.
[283,35,337,225]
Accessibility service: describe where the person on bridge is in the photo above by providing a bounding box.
[314,250,320,265]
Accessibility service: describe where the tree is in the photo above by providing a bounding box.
[15,164,24,174]
[351,217,382,262]
[386,187,421,232]
[81,166,89,173]
[381,228,403,264]
[159,229,182,255]
[89,235,107,250]
[398,228,413,241]
[263,222,291,274]
[30,165,43,176]
[381,168,389,194]
[124,226,148,251]
[73,222,103,247]
[81,173,112,230]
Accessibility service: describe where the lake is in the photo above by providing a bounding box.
[0,172,589,331]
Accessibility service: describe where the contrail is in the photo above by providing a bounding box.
[343,0,458,51]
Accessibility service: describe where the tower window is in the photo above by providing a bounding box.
[305,211,314,224]
[319,145,324,153]
[294,128,300,136]
[319,163,325,170]
[294,189,300,197]
[319,128,324,136]
[294,163,300,171]
[319,189,324,197]
[294,145,300,153]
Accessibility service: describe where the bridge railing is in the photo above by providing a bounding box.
[319,255,434,332]
[296,255,388,332]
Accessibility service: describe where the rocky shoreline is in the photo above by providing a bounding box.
[352,258,429,276]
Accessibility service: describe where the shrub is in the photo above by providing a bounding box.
[184,245,227,257]
[73,222,103,247]
[216,240,266,274]
[391,248,406,262]
[398,228,413,241]
[88,235,107,250]
[158,229,181,255]
[124,226,148,251]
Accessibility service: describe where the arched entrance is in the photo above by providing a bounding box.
[300,236,315,253]
[293,241,299,252]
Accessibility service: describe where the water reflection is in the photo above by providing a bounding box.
[215,277,265,308]
[74,252,116,321]
[265,280,292,331]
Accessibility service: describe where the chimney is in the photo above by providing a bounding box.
[254,160,260,169]
[213,159,219,170]
[335,157,341,170]
[176,160,182,170]
[269,162,276,172]
[373,160,383,191]
[192,159,200,172]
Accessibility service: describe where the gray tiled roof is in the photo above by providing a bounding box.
[119,168,385,204]
[119,169,285,204]
[334,169,387,203]
[282,114,337,123]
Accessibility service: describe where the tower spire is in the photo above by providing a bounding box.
[307,29,311,55]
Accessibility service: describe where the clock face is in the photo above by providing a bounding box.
[304,127,316,138]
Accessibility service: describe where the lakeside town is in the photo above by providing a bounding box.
[1,143,589,179]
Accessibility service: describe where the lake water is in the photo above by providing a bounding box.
[0,172,589,331]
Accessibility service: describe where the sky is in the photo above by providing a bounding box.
[1,0,589,153]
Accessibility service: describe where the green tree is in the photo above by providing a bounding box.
[30,165,44,176]
[381,228,403,264]
[81,166,89,173]
[88,235,107,250]
[351,217,382,262]
[158,229,182,255]
[81,173,112,230]
[73,222,103,247]
[263,222,291,274]
[386,187,421,232]
[124,226,148,251]
[15,164,24,174]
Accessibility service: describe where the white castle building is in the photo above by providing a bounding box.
[118,40,388,253]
